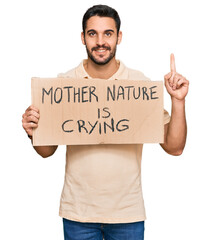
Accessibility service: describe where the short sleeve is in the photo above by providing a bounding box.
[164,109,170,125]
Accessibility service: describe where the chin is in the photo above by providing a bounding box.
[91,56,115,66]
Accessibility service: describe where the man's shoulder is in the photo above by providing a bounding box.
[57,60,88,79]
[126,66,150,81]
[57,67,77,78]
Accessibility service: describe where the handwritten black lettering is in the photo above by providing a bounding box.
[77,120,88,133]
[88,121,98,134]
[54,87,63,104]
[133,87,141,99]
[117,86,125,100]
[64,86,73,102]
[102,107,111,118]
[125,86,134,100]
[42,87,53,104]
[104,118,115,133]
[81,86,88,103]
[107,85,115,101]
[62,118,130,135]
[74,87,80,103]
[62,120,73,133]
[142,87,149,100]
[89,86,98,102]
[150,86,159,99]
[116,119,129,131]
[107,85,158,101]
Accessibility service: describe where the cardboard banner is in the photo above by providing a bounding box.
[32,78,164,146]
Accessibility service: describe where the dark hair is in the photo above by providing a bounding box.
[82,5,121,34]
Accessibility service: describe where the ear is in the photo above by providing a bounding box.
[81,32,85,45]
[117,31,122,45]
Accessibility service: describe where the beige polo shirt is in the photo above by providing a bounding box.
[58,60,170,223]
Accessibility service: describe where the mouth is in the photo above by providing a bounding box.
[96,49,107,53]
[93,48,109,58]
[92,46,111,53]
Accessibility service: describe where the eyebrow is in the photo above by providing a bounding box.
[86,29,115,34]
[87,29,96,34]
[104,29,115,33]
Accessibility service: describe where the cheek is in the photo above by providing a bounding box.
[108,40,118,49]
[108,37,118,46]
[85,38,96,48]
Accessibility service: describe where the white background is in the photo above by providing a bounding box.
[0,0,210,239]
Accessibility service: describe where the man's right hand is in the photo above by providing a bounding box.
[22,105,40,139]
[22,105,58,157]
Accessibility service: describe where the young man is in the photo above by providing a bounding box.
[22,5,189,240]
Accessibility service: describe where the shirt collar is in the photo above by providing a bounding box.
[75,59,129,80]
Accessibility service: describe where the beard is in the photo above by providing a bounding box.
[85,44,117,66]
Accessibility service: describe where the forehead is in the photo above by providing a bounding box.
[85,16,117,32]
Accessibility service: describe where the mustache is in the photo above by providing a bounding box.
[91,45,111,52]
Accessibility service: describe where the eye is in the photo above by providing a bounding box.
[105,32,112,37]
[88,31,96,37]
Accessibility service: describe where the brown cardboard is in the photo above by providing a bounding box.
[32,78,164,146]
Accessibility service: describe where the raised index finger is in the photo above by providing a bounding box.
[170,53,176,73]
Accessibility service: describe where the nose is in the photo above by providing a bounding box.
[96,34,105,46]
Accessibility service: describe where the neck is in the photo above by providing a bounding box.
[84,57,119,79]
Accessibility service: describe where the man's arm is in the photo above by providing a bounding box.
[160,54,189,156]
[22,105,58,158]
[161,99,187,155]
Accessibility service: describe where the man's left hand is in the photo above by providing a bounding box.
[164,53,189,101]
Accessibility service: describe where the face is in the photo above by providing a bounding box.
[81,16,122,65]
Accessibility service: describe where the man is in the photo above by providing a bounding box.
[22,5,189,240]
